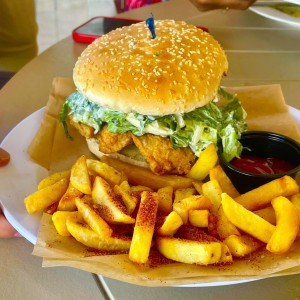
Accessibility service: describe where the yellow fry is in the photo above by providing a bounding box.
[202,179,222,215]
[66,219,131,251]
[75,197,113,238]
[70,155,92,195]
[188,209,209,228]
[221,193,275,243]
[129,191,159,264]
[37,170,70,190]
[266,196,300,254]
[235,176,299,211]
[156,236,222,265]
[24,178,68,214]
[157,186,174,214]
[156,211,183,236]
[57,182,83,211]
[52,211,82,236]
[187,143,218,181]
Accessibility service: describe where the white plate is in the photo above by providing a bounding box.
[250,5,300,26]
[1,106,300,286]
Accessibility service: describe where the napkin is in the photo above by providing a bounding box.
[29,77,300,286]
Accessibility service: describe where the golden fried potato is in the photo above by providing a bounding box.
[188,209,209,228]
[70,155,92,195]
[113,181,138,214]
[129,191,159,264]
[92,176,135,224]
[24,178,69,214]
[266,196,300,254]
[75,197,113,238]
[156,211,183,236]
[156,236,223,265]
[57,182,83,211]
[66,219,131,251]
[202,179,222,215]
[52,211,82,236]
[222,193,275,243]
[38,170,70,190]
[235,176,299,211]
[157,186,174,214]
[187,143,218,181]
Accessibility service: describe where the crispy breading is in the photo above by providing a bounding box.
[96,125,133,154]
[69,117,94,138]
[131,134,196,175]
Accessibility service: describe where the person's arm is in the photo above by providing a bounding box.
[189,0,257,11]
[0,209,21,237]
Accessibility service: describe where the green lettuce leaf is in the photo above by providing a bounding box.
[61,87,247,161]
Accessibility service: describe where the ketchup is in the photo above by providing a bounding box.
[230,155,295,175]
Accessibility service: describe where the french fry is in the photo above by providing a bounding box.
[70,155,92,195]
[52,211,83,236]
[192,181,203,195]
[75,197,113,238]
[113,182,139,215]
[266,196,300,254]
[24,178,69,214]
[175,225,233,264]
[174,187,196,202]
[86,158,127,186]
[188,210,209,228]
[216,207,240,240]
[254,206,276,225]
[66,219,131,251]
[129,191,159,264]
[156,236,223,265]
[101,156,194,190]
[157,186,174,214]
[130,185,153,192]
[235,176,299,211]
[173,195,212,224]
[187,143,218,181]
[224,234,264,257]
[92,176,135,224]
[57,182,83,211]
[37,170,70,190]
[221,193,275,243]
[202,179,222,215]
[209,165,240,198]
[156,211,183,236]
[290,193,300,235]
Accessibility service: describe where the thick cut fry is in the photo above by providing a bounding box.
[156,211,183,236]
[70,155,92,194]
[101,156,194,190]
[130,185,153,192]
[188,210,209,227]
[57,182,83,211]
[209,165,240,198]
[156,236,222,265]
[254,206,276,225]
[235,176,299,211]
[92,176,135,224]
[175,225,232,264]
[24,178,69,214]
[37,170,70,190]
[224,235,264,257]
[173,195,212,224]
[113,182,138,214]
[86,158,127,186]
[216,207,240,240]
[157,186,174,214]
[192,181,203,195]
[75,197,113,238]
[174,187,196,202]
[290,193,300,236]
[66,219,131,251]
[129,191,159,264]
[266,196,300,254]
[222,193,275,243]
[202,179,222,215]
[52,211,82,236]
[187,143,218,181]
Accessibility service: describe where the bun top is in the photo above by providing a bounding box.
[73,19,228,116]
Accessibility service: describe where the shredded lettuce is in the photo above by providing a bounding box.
[60,88,247,162]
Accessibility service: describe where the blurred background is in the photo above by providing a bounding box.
[36,0,118,53]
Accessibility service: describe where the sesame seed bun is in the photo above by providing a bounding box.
[73,19,228,116]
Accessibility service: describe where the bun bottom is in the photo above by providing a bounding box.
[86,138,149,169]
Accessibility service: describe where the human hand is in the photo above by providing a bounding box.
[189,0,257,11]
[0,208,21,238]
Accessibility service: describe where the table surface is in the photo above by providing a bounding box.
[1,1,300,299]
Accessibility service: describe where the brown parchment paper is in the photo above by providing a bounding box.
[29,77,300,287]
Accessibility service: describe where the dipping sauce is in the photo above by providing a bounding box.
[230,155,295,175]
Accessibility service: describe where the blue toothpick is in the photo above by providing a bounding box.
[146,13,156,39]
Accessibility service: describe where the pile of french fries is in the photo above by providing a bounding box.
[24,144,300,266]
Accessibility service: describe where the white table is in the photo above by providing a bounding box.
[1,1,300,299]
